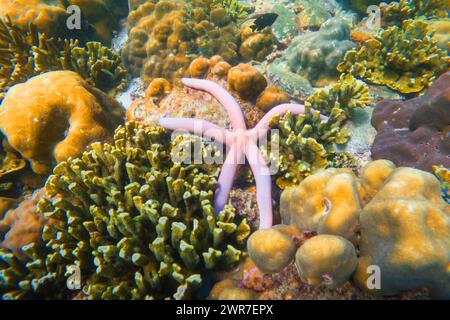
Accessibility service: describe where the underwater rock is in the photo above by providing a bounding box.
[355,167,450,299]
[270,4,297,41]
[371,71,450,171]
[122,0,275,86]
[338,19,450,94]
[280,168,363,240]
[0,71,124,175]
[270,17,356,88]
[295,234,358,287]
[247,228,296,273]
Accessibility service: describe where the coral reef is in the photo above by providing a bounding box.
[295,235,358,287]
[337,19,450,94]
[270,17,356,87]
[371,71,450,171]
[0,71,124,175]
[432,165,450,203]
[1,122,251,299]
[122,0,275,85]
[355,167,450,299]
[227,64,267,99]
[158,78,330,229]
[0,18,127,101]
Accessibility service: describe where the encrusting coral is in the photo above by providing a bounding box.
[337,19,450,94]
[122,0,275,85]
[270,17,356,87]
[371,71,450,171]
[0,71,124,175]
[0,122,251,300]
[0,18,127,101]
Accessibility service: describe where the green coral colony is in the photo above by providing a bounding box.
[0,0,449,300]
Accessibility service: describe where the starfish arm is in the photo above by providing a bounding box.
[245,140,273,230]
[158,117,228,144]
[181,78,247,130]
[252,103,329,138]
[214,144,243,213]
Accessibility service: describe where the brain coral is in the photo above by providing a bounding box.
[270,17,356,87]
[371,71,450,172]
[0,122,250,300]
[338,19,450,94]
[355,167,450,299]
[122,0,275,85]
[0,71,124,175]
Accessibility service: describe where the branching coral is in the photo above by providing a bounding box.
[265,108,350,190]
[306,74,370,119]
[122,0,274,85]
[0,122,250,300]
[337,19,450,94]
[0,18,127,101]
[211,0,249,21]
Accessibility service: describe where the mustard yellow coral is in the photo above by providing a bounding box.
[0,71,124,175]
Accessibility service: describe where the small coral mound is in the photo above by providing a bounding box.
[0,71,124,175]
[0,122,250,300]
[295,235,358,287]
[355,167,450,299]
[338,19,450,94]
[122,0,274,85]
[227,64,267,99]
[247,227,296,273]
[371,71,450,171]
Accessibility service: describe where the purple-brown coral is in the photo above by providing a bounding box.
[371,71,450,171]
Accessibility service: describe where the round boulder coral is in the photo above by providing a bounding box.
[227,64,267,99]
[280,168,363,240]
[247,228,296,273]
[0,71,124,175]
[295,234,358,287]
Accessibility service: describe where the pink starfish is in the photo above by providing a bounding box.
[158,78,328,229]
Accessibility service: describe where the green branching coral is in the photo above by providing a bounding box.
[1,122,250,300]
[337,19,450,94]
[0,136,26,197]
[0,18,127,101]
[380,0,448,26]
[263,108,349,189]
[306,74,370,119]
[211,0,249,21]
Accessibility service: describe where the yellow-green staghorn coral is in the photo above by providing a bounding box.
[0,122,250,300]
[264,108,349,189]
[0,18,127,101]
[306,74,370,119]
[337,19,450,94]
